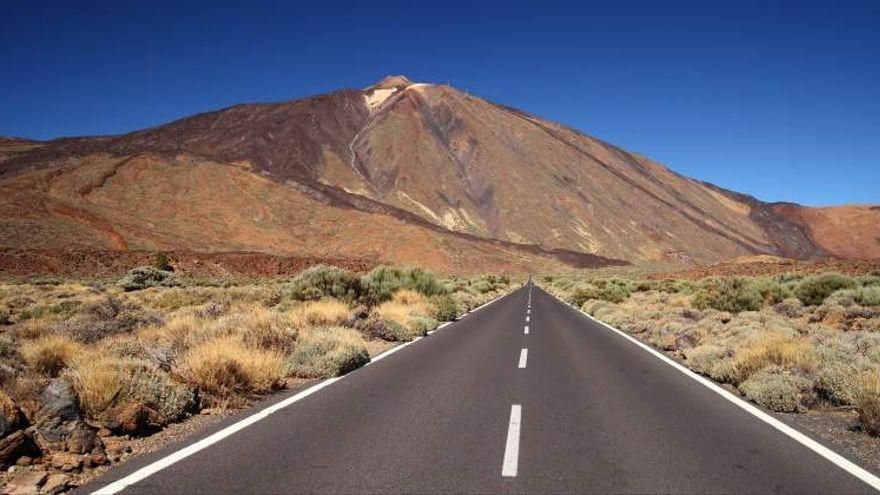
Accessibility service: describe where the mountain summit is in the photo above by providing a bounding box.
[1,77,878,273]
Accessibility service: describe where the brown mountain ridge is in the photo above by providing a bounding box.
[1,76,878,274]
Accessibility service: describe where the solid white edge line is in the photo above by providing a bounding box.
[518,348,528,369]
[92,288,522,495]
[541,288,880,492]
[502,404,522,477]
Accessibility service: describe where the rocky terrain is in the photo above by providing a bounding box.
[2,76,877,276]
[0,264,516,493]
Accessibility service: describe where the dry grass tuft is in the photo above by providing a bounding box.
[854,372,880,435]
[66,352,124,418]
[183,336,285,397]
[21,335,82,376]
[713,333,815,384]
[288,299,350,327]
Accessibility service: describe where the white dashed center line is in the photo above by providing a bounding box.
[518,348,528,368]
[525,315,530,323]
[502,405,522,477]
[524,325,529,335]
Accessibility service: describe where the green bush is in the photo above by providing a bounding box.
[465,274,510,295]
[118,266,180,292]
[282,265,363,301]
[750,277,789,305]
[795,272,857,306]
[738,366,814,413]
[360,266,448,303]
[827,286,880,307]
[452,291,479,312]
[406,315,439,336]
[568,279,631,306]
[430,294,461,321]
[693,277,762,313]
[154,251,173,271]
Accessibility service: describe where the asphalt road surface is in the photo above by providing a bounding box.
[87,284,879,494]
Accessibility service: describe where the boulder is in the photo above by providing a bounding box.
[35,380,79,423]
[33,379,97,456]
[109,402,159,435]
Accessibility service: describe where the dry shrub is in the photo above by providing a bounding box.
[21,335,82,376]
[67,352,196,423]
[816,358,874,406]
[720,333,816,384]
[140,313,205,351]
[289,299,350,327]
[54,296,162,344]
[430,294,461,321]
[853,372,880,435]
[236,308,298,353]
[684,345,729,377]
[183,336,285,397]
[14,319,51,340]
[287,326,369,378]
[738,366,814,412]
[452,291,478,312]
[375,291,437,339]
[773,298,804,318]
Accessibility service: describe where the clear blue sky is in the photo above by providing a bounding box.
[1,0,877,206]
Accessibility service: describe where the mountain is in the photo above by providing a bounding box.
[1,76,878,274]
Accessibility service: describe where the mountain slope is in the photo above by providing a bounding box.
[1,75,877,272]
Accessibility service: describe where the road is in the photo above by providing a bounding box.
[88,284,878,494]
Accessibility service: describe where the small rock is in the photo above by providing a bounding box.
[15,456,33,467]
[96,428,112,438]
[40,473,71,495]
[102,439,124,456]
[0,430,26,464]
[89,453,109,466]
[48,452,82,472]
[64,427,96,454]
[0,391,24,438]
[5,468,47,495]
[663,333,697,352]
